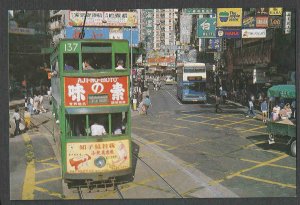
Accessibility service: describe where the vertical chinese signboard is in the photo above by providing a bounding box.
[197,18,216,38]
[64,77,129,107]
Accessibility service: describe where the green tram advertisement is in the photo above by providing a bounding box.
[50,39,132,185]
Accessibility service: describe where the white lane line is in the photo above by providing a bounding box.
[165,89,183,105]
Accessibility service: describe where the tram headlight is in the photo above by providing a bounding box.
[94,156,106,168]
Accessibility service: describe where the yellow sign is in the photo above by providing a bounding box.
[66,140,130,173]
[217,8,242,27]
[269,8,283,16]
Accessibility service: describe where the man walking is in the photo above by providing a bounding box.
[215,95,223,113]
[246,98,256,118]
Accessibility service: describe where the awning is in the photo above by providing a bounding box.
[267,85,296,99]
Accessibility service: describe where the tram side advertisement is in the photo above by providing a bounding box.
[64,76,129,107]
[66,140,130,173]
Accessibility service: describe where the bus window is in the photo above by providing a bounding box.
[64,53,79,71]
[67,115,86,137]
[115,54,127,70]
[82,43,112,70]
[89,114,108,136]
[111,112,127,135]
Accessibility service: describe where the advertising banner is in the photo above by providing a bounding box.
[184,8,213,14]
[256,8,269,16]
[65,27,109,39]
[64,77,129,107]
[109,28,123,39]
[242,16,256,28]
[256,16,269,28]
[197,18,216,38]
[69,11,138,27]
[216,29,241,38]
[180,14,193,44]
[217,8,242,27]
[66,140,130,173]
[269,16,282,28]
[242,29,266,38]
[269,7,283,16]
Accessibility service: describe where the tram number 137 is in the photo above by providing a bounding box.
[64,43,79,52]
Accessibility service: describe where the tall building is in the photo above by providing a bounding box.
[140,9,178,57]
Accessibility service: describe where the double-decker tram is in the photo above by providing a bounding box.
[176,62,207,103]
[50,39,132,187]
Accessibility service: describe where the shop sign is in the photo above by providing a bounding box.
[253,69,268,84]
[64,77,129,107]
[256,8,269,16]
[269,7,283,16]
[66,140,130,173]
[217,8,242,27]
[216,29,241,38]
[242,29,266,38]
[184,8,213,14]
[242,16,256,28]
[269,16,282,28]
[9,27,35,35]
[69,11,138,27]
[197,18,216,38]
[256,16,269,28]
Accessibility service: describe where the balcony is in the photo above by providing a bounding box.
[49,21,64,30]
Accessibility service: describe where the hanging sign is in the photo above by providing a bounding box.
[197,18,216,38]
[216,29,241,38]
[64,77,129,107]
[269,16,282,28]
[269,8,283,16]
[217,8,243,27]
[242,29,266,38]
[256,16,269,28]
[256,8,269,16]
[242,16,256,28]
[284,11,292,34]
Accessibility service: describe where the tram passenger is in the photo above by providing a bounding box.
[115,60,125,70]
[64,59,74,71]
[83,59,94,70]
[112,113,123,135]
[91,121,107,136]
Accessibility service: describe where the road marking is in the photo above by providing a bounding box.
[216,119,253,128]
[35,177,61,185]
[36,157,56,163]
[240,158,296,170]
[34,186,63,198]
[238,174,296,189]
[22,134,35,200]
[36,165,60,174]
[166,139,207,151]
[240,125,266,133]
[133,126,188,138]
[210,154,289,185]
[165,89,182,105]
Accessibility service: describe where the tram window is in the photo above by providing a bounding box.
[115,54,127,70]
[89,114,108,136]
[82,53,112,70]
[67,115,86,137]
[63,53,79,71]
[111,112,125,135]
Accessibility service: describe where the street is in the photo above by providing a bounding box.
[132,83,296,197]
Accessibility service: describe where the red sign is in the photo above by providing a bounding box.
[256,16,269,28]
[64,77,129,107]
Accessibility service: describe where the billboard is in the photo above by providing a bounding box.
[197,18,216,38]
[180,14,193,44]
[123,28,139,47]
[269,7,283,16]
[216,29,241,38]
[256,8,269,16]
[66,140,130,173]
[242,29,266,38]
[184,8,213,14]
[207,38,221,50]
[69,11,138,27]
[217,8,242,27]
[64,77,129,107]
[109,28,123,39]
[242,16,256,28]
[269,16,282,28]
[65,27,109,39]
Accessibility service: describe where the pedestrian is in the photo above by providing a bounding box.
[142,95,152,115]
[33,95,39,114]
[12,107,21,136]
[246,99,256,118]
[260,99,268,123]
[291,100,296,119]
[215,95,223,113]
[24,107,31,130]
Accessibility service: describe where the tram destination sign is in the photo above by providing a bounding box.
[64,76,129,107]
